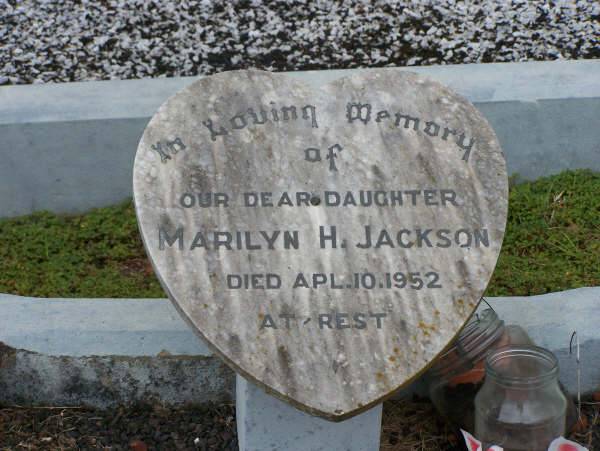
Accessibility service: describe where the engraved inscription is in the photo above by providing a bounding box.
[304,144,344,172]
[151,137,186,163]
[347,102,475,161]
[133,69,508,420]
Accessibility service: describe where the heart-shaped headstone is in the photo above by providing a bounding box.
[133,70,508,420]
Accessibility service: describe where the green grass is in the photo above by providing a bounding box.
[487,169,600,296]
[0,170,598,298]
[0,202,163,298]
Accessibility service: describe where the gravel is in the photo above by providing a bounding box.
[1,0,598,85]
[1,398,598,450]
[0,403,238,450]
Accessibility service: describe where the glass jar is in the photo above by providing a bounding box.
[475,346,567,451]
[428,308,534,431]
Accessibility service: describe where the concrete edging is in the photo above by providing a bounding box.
[1,60,600,218]
[1,288,598,407]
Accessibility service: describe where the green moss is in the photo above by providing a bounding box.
[0,202,164,298]
[0,170,598,298]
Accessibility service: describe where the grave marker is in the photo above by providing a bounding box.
[133,69,508,420]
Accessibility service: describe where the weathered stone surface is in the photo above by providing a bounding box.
[133,70,508,420]
[0,341,234,408]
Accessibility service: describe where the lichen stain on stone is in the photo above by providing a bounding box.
[159,212,175,230]
[375,372,389,386]
[184,164,212,192]
[416,151,437,183]
[277,345,297,396]
[0,341,17,368]
[454,298,470,316]
[418,321,437,338]
[371,164,385,181]
[208,272,219,291]
[228,334,242,359]
[264,144,274,159]
[0,344,234,408]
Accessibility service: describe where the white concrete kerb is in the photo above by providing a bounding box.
[1,60,599,218]
[0,288,599,407]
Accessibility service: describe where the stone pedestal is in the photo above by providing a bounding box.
[236,375,382,451]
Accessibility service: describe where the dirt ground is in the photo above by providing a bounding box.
[1,398,598,450]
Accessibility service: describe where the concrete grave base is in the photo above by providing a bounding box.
[236,376,382,451]
[0,342,233,408]
[0,295,234,407]
[1,60,599,218]
[0,287,598,407]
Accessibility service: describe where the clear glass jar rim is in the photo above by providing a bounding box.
[485,345,558,385]
[429,308,504,376]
